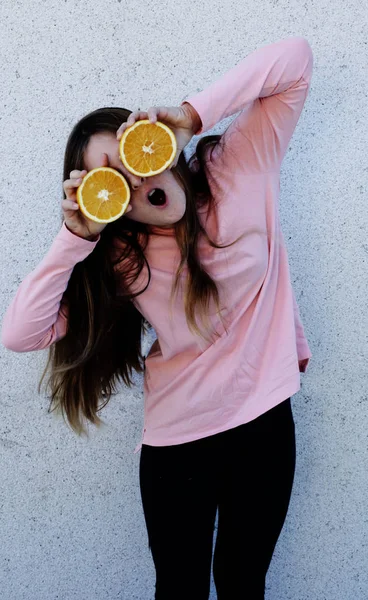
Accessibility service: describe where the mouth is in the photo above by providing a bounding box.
[147,188,167,207]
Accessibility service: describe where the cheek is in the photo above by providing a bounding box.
[123,205,149,223]
[175,195,187,218]
[166,187,186,217]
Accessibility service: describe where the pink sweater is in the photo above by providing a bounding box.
[1,36,313,453]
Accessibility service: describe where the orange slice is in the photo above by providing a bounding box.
[119,119,177,177]
[76,167,130,224]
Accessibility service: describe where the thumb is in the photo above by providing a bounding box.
[169,148,181,169]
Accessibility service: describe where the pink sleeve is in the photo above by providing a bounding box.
[182,36,313,172]
[0,222,100,352]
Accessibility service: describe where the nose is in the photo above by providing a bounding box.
[125,172,145,189]
[130,175,146,190]
[118,162,146,190]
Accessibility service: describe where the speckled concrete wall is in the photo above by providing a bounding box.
[0,1,367,599]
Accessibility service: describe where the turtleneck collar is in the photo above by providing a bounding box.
[148,225,176,236]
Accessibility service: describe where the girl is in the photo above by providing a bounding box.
[1,35,313,599]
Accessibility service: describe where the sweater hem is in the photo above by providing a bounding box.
[133,375,301,454]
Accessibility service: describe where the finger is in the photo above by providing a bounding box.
[150,106,171,123]
[117,110,151,139]
[129,110,148,123]
[117,120,133,140]
[125,204,132,213]
[64,178,83,198]
[116,122,128,140]
[70,169,87,179]
[147,107,158,123]
[169,149,180,170]
[62,199,79,211]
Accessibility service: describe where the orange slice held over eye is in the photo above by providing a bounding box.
[119,119,177,177]
[76,167,131,224]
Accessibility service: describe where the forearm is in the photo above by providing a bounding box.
[183,36,313,135]
[1,222,98,352]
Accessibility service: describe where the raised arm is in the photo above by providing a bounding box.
[1,222,100,352]
[182,36,313,173]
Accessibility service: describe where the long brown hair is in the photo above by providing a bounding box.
[38,107,226,436]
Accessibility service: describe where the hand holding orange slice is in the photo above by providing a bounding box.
[119,119,177,177]
[77,167,131,224]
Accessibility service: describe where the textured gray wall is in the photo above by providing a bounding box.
[1,1,367,599]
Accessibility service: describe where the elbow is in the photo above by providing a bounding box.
[292,36,314,78]
[1,324,62,353]
[1,339,22,353]
[1,325,39,353]
[1,330,27,352]
[1,323,13,350]
[0,313,25,352]
[288,35,312,53]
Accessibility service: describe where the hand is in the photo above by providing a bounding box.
[61,154,131,241]
[299,358,309,373]
[116,103,202,168]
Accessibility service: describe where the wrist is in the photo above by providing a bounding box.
[64,222,99,242]
[182,102,202,135]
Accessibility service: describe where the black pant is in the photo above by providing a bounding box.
[139,397,296,600]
